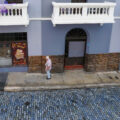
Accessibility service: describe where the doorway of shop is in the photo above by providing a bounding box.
[0,32,28,69]
[64,28,87,70]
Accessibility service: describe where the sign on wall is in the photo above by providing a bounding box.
[12,42,27,66]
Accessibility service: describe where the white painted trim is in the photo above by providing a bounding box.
[29,18,51,21]
[0,2,29,26]
[29,17,120,21]
[52,2,116,25]
[115,17,120,20]
[52,2,116,7]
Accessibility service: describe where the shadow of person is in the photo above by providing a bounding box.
[0,73,8,91]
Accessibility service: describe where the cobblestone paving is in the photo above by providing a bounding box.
[0,87,120,120]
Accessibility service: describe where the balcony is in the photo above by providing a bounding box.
[0,2,29,26]
[52,2,116,26]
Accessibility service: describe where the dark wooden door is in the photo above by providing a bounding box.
[6,0,23,3]
[12,42,28,66]
[65,40,86,66]
[71,0,86,3]
[65,29,87,68]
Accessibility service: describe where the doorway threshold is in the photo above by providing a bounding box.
[64,65,83,70]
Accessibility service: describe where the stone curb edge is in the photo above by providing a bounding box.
[2,83,120,92]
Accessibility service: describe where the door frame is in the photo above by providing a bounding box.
[64,28,87,69]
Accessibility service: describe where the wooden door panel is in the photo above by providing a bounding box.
[65,57,85,66]
[71,0,86,3]
[65,29,87,67]
[65,41,86,66]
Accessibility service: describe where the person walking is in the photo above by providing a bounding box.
[45,56,52,80]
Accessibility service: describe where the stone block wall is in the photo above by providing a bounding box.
[107,53,119,71]
[65,57,84,66]
[85,53,120,72]
[28,53,120,73]
[28,56,42,73]
[28,55,64,73]
[51,56,64,73]
[41,56,64,73]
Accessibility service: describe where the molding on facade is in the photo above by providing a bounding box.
[29,18,51,21]
[115,17,120,20]
[29,16,120,21]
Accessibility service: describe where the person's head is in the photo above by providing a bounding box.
[46,56,49,60]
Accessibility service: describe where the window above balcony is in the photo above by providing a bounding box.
[0,2,29,26]
[52,2,116,26]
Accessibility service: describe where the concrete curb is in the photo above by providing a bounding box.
[2,83,120,92]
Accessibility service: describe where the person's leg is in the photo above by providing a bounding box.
[49,71,51,78]
[46,70,49,79]
[47,70,51,79]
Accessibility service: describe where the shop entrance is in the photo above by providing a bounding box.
[64,29,87,69]
[0,33,28,67]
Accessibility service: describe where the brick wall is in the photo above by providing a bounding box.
[28,53,120,73]
[41,56,64,73]
[85,53,120,72]
[28,56,42,73]
[65,57,84,66]
[28,55,64,73]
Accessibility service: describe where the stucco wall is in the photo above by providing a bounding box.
[42,0,116,17]
[24,0,42,18]
[42,0,71,17]
[0,0,42,56]
[109,0,120,53]
[0,0,119,57]
[41,0,114,55]
[42,22,112,55]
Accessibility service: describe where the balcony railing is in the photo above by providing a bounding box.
[52,2,116,26]
[0,2,29,26]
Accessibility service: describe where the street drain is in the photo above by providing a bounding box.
[115,76,119,79]
[82,117,86,120]
[25,101,30,106]
[71,100,77,104]
[108,76,113,79]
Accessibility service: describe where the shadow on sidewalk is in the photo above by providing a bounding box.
[0,73,8,91]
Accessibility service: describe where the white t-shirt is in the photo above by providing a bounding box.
[45,59,52,70]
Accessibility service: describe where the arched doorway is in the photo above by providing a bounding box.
[64,28,87,69]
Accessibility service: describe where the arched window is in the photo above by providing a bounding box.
[66,28,87,41]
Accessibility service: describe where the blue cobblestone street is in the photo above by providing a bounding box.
[0,87,120,120]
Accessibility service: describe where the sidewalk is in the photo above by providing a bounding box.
[0,70,120,91]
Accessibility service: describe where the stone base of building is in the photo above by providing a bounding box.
[28,56,42,73]
[28,55,64,73]
[85,53,120,72]
[28,53,120,73]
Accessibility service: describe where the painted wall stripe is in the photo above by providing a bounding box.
[29,17,120,21]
